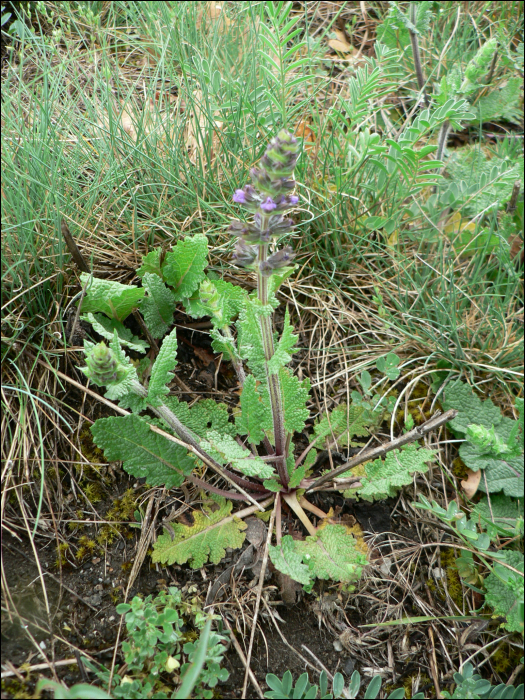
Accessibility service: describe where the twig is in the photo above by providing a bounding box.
[506,181,521,215]
[241,501,277,699]
[301,644,334,680]
[0,658,81,680]
[305,409,458,492]
[221,614,265,699]
[409,4,429,107]
[60,220,90,272]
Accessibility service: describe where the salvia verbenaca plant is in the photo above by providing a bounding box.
[76,130,441,590]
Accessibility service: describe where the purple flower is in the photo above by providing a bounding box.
[233,189,247,204]
[289,195,299,205]
[259,246,296,276]
[260,197,277,213]
[232,240,258,267]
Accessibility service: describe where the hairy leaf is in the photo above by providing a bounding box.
[472,495,524,541]
[358,444,435,501]
[90,414,195,489]
[152,496,246,568]
[140,273,176,339]
[147,327,178,407]
[163,397,236,438]
[82,313,149,353]
[136,248,163,279]
[200,432,277,479]
[269,535,312,586]
[313,403,370,447]
[184,278,246,326]
[236,374,272,444]
[162,234,208,301]
[443,382,503,433]
[268,308,298,374]
[79,274,145,321]
[270,526,366,587]
[280,368,310,435]
[237,299,269,382]
[484,550,524,634]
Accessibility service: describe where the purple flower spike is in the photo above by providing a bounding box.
[233,189,247,204]
[261,197,277,213]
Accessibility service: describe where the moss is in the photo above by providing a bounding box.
[1,679,33,699]
[83,482,103,503]
[491,643,523,676]
[441,548,464,607]
[55,541,70,567]
[452,456,468,481]
[97,489,139,546]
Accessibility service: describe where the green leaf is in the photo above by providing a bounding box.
[484,550,524,634]
[79,274,145,321]
[237,299,269,382]
[162,235,208,302]
[81,313,149,353]
[280,369,310,435]
[140,273,176,339]
[313,403,370,448]
[358,443,435,501]
[90,414,195,489]
[137,247,163,279]
[236,374,272,445]
[147,327,178,407]
[443,381,503,434]
[268,308,298,374]
[473,494,524,541]
[200,432,277,479]
[162,397,236,439]
[288,465,305,489]
[294,524,366,585]
[184,278,246,326]
[269,535,313,586]
[152,496,246,568]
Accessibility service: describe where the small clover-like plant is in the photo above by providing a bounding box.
[75,131,437,590]
[84,588,228,699]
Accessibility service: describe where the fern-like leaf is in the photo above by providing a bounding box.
[236,375,272,445]
[162,234,208,302]
[313,403,370,447]
[162,397,236,438]
[484,550,524,634]
[268,308,298,374]
[200,432,277,479]
[152,496,247,568]
[147,327,178,407]
[280,368,310,435]
[140,273,176,339]
[358,443,435,501]
[90,414,195,489]
[184,278,246,326]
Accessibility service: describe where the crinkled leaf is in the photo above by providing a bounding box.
[82,313,149,353]
[485,550,524,634]
[90,414,195,489]
[200,432,276,479]
[443,381,503,434]
[294,525,366,585]
[236,374,272,445]
[137,248,163,279]
[79,273,145,322]
[269,535,313,586]
[358,443,435,501]
[313,403,370,448]
[268,308,298,374]
[147,327,178,407]
[472,494,524,541]
[459,415,523,497]
[140,273,176,339]
[162,234,208,301]
[237,299,269,382]
[162,397,236,438]
[152,496,246,568]
[184,278,246,326]
[280,368,310,435]
[288,465,305,489]
[263,479,283,493]
[97,334,145,409]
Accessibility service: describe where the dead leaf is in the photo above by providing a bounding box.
[197,2,231,32]
[328,33,353,55]
[295,120,316,151]
[461,468,482,499]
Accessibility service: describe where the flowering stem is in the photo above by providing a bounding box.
[257,232,288,486]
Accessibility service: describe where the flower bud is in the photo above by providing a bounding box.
[259,246,296,276]
[199,279,223,323]
[232,184,261,212]
[232,240,258,267]
[82,342,128,386]
[259,130,299,180]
